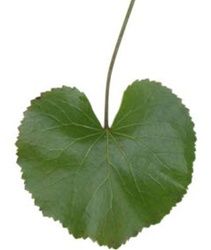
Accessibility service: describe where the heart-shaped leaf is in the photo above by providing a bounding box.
[17,80,195,248]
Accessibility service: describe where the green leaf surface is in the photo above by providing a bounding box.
[17,80,195,248]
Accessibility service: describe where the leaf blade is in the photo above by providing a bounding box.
[17,80,196,248]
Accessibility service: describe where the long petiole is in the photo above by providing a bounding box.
[104,0,136,128]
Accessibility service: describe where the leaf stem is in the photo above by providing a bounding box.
[104,0,136,128]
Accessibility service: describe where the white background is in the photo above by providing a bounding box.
[0,0,210,249]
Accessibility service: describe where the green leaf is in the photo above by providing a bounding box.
[16,80,195,248]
